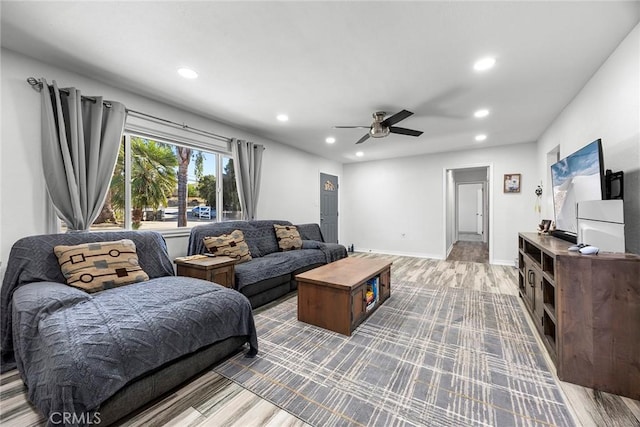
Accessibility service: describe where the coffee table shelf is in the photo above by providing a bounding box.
[295,257,392,336]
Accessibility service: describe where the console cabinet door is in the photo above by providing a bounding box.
[522,258,536,313]
[351,284,367,330]
[532,267,544,333]
[379,268,391,302]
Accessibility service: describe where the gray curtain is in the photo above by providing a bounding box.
[40,79,126,231]
[231,139,264,220]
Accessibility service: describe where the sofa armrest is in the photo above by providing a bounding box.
[301,240,322,250]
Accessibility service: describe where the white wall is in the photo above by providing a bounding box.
[0,49,342,272]
[537,23,640,254]
[342,142,539,264]
[258,141,342,226]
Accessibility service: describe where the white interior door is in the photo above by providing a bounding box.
[458,183,482,233]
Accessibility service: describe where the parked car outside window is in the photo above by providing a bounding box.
[191,206,216,219]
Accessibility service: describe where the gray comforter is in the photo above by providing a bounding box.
[1,231,258,425]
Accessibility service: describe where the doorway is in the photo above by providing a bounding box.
[445,167,490,263]
[320,173,339,244]
[457,183,484,242]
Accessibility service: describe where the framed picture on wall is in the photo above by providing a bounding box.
[504,174,521,193]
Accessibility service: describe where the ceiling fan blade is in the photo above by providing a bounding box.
[389,127,423,137]
[381,109,413,127]
[355,133,370,144]
[334,125,370,129]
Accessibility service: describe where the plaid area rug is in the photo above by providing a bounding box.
[214,281,575,427]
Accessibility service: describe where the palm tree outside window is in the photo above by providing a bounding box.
[58,134,242,231]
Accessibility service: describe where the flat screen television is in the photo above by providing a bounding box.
[550,139,605,243]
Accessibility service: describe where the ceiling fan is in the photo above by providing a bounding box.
[335,109,424,144]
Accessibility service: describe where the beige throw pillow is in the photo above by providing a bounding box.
[203,230,252,263]
[274,224,302,251]
[54,239,149,293]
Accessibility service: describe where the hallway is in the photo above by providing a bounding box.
[446,239,489,263]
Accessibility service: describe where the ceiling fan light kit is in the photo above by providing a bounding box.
[370,116,390,138]
[336,109,424,145]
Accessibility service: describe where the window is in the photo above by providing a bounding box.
[59,133,241,232]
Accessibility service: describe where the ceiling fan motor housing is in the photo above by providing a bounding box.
[370,112,390,138]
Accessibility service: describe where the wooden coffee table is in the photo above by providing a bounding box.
[295,257,392,336]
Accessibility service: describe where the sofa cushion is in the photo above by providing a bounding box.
[54,239,149,293]
[203,230,252,263]
[250,220,292,255]
[296,223,325,242]
[234,249,326,291]
[274,224,303,251]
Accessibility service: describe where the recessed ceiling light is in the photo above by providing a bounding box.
[325,137,336,144]
[473,57,496,72]
[474,109,490,118]
[276,114,289,122]
[177,67,198,79]
[356,151,364,157]
[475,134,487,142]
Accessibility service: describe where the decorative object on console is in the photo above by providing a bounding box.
[203,230,252,263]
[54,239,149,292]
[535,183,543,212]
[537,219,552,235]
[504,173,521,193]
[273,224,303,251]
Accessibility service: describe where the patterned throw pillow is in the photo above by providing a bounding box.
[274,224,302,251]
[203,230,252,263]
[54,239,149,293]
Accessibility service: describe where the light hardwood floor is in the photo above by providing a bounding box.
[446,240,489,263]
[1,252,638,426]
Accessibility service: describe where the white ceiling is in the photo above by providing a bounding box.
[2,1,638,163]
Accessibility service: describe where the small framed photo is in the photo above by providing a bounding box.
[504,174,521,193]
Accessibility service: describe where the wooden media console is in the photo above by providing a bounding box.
[518,232,640,399]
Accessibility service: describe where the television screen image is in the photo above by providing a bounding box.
[550,139,604,235]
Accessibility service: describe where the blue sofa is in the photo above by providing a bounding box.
[187,220,348,308]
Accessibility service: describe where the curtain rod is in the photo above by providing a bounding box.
[27,77,232,143]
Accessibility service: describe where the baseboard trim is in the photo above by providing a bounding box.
[354,249,515,267]
[353,248,444,260]
[492,258,517,267]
